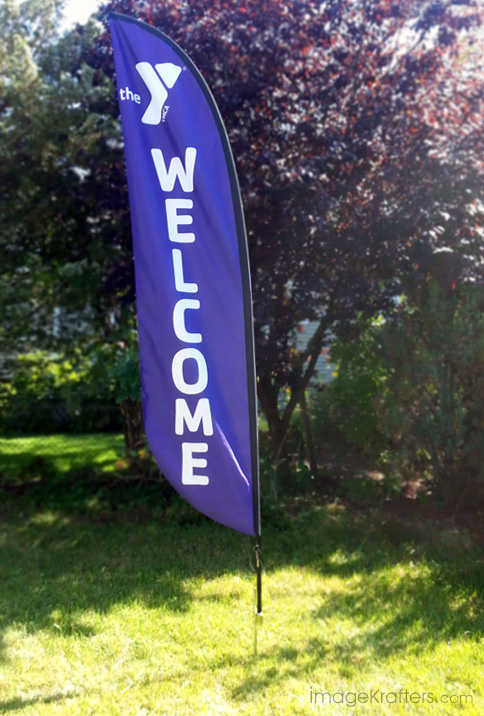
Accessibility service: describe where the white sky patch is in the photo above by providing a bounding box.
[62,0,103,28]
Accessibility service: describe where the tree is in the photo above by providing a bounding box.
[0,0,143,452]
[4,0,483,473]
[0,0,132,358]
[89,0,483,469]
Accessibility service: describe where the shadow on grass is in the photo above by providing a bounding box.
[0,459,483,708]
[1,502,483,627]
[0,691,80,713]
[0,502,252,667]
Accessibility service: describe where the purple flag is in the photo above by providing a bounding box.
[110,13,259,536]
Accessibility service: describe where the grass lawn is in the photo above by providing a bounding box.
[0,434,125,480]
[0,435,483,714]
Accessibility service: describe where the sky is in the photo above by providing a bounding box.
[63,0,103,28]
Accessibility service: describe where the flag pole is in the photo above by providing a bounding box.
[253,535,263,657]
[255,538,262,614]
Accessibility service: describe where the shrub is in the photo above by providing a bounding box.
[0,349,121,434]
[310,319,388,460]
[376,282,484,509]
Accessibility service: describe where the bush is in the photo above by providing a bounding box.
[258,429,315,504]
[310,319,388,460]
[308,283,484,509]
[376,282,484,508]
[0,349,121,434]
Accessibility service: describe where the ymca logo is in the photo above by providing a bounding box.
[136,62,182,125]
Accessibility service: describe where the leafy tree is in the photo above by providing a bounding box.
[3,0,484,476]
[0,0,131,357]
[89,0,484,468]
[0,0,145,451]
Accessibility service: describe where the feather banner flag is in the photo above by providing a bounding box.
[109,13,260,539]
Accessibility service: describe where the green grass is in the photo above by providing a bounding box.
[0,434,125,480]
[0,435,483,714]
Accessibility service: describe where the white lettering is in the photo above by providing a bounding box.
[159,146,211,487]
[182,442,209,485]
[173,299,201,343]
[151,147,197,192]
[172,249,198,293]
[119,87,140,104]
[172,348,208,394]
[175,398,213,436]
[166,199,195,243]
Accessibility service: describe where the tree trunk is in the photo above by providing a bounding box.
[119,398,145,457]
[299,390,319,479]
[257,373,290,471]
